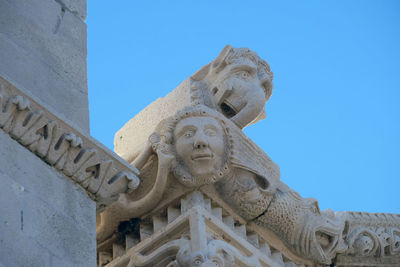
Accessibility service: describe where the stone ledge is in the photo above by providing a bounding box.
[0,76,140,211]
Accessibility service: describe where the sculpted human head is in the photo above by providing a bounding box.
[174,116,224,179]
[154,106,230,187]
[192,45,274,129]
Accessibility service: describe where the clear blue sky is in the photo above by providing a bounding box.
[87,1,400,214]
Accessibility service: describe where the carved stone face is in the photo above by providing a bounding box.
[209,58,268,129]
[174,117,225,179]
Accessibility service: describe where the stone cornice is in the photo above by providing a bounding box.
[0,76,140,212]
[103,191,295,267]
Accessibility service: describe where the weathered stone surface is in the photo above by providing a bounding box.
[1,130,94,232]
[114,78,192,162]
[56,0,87,20]
[0,0,88,132]
[0,130,96,267]
[0,0,99,266]
[0,77,140,211]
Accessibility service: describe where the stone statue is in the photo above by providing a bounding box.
[114,45,274,162]
[147,105,279,210]
[99,105,347,264]
[191,45,274,129]
[98,46,400,267]
[159,107,229,187]
[150,106,347,264]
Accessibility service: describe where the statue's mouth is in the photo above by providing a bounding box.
[191,153,213,161]
[220,101,237,118]
[314,227,340,261]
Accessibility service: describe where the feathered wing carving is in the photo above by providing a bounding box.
[225,118,281,193]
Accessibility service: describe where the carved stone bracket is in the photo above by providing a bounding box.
[0,76,140,211]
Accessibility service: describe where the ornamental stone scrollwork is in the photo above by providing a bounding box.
[0,77,140,211]
[98,45,399,267]
[334,211,400,266]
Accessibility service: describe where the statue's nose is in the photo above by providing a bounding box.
[194,132,208,149]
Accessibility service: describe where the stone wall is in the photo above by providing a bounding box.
[0,130,96,266]
[0,0,89,133]
[0,0,95,266]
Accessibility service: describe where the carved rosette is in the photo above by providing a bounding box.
[334,211,400,266]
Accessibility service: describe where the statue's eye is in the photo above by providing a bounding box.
[183,130,195,138]
[204,128,217,136]
[235,70,251,80]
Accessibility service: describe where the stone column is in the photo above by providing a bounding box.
[0,0,95,266]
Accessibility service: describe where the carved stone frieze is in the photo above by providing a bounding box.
[335,211,400,266]
[0,76,140,211]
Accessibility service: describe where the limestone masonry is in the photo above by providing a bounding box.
[0,1,398,266]
[0,1,96,266]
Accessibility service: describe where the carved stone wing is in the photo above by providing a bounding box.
[226,119,280,191]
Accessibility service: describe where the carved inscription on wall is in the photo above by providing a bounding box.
[0,77,140,211]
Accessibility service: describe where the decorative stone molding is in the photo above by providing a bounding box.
[0,76,140,211]
[335,211,400,266]
[99,191,300,267]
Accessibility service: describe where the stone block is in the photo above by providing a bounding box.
[34,207,95,264]
[56,0,87,20]
[2,0,61,33]
[0,0,88,132]
[0,129,95,232]
[0,34,89,132]
[0,218,52,267]
[0,0,87,84]
[0,130,96,266]
[114,78,192,161]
